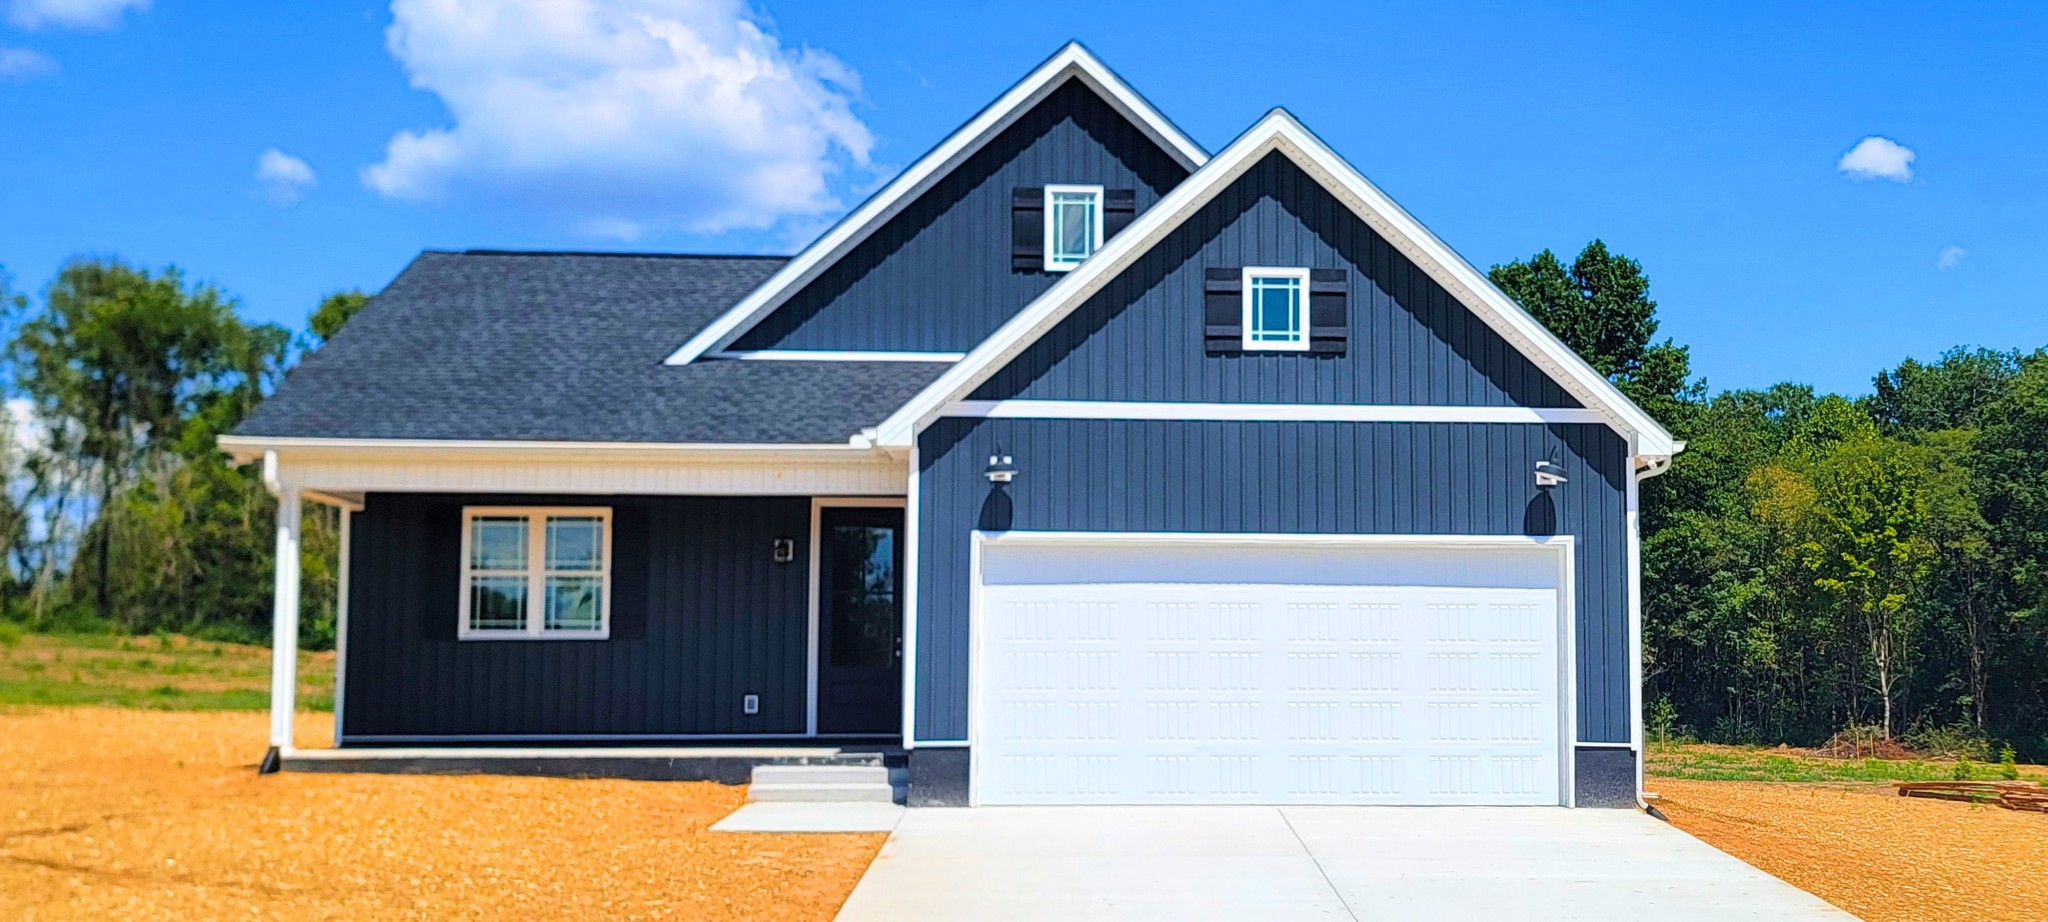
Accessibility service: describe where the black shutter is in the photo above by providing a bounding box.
[1204,267,1243,354]
[419,501,461,641]
[1308,268,1349,355]
[1103,188,1138,239]
[607,504,649,642]
[1011,186,1044,271]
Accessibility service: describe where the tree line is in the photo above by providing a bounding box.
[3,248,2045,759]
[0,259,362,650]
[1491,243,2048,760]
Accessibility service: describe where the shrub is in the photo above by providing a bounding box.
[1906,719,1990,761]
[0,621,21,649]
[1953,754,1974,781]
[2000,745,2020,781]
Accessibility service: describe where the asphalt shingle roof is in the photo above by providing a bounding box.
[234,251,950,444]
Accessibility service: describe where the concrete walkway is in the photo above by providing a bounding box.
[835,806,1856,921]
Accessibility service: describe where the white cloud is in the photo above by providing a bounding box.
[1936,245,1966,271]
[255,148,318,205]
[6,0,149,30]
[363,0,875,239]
[0,45,57,80]
[1836,136,1915,182]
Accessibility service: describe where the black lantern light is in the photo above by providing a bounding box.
[984,447,1018,484]
[1534,448,1568,490]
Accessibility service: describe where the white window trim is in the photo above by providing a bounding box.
[457,506,613,641]
[1241,266,1311,352]
[1043,184,1105,272]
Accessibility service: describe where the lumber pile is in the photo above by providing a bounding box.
[1895,780,2048,813]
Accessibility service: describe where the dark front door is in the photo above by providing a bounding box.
[817,506,904,736]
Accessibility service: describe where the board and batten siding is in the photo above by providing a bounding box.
[340,493,812,741]
[913,418,1632,745]
[730,78,1190,353]
[971,151,1579,407]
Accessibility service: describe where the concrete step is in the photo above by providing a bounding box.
[752,764,904,787]
[748,781,902,803]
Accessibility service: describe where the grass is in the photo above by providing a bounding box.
[1648,741,2048,784]
[0,630,332,712]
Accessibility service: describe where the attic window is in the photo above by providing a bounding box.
[1044,185,1104,271]
[1242,267,1310,351]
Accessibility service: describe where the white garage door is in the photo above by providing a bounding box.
[973,540,1564,806]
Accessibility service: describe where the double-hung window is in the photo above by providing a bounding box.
[459,507,612,640]
[1043,184,1104,271]
[1242,267,1311,351]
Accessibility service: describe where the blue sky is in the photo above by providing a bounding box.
[1,1,2042,396]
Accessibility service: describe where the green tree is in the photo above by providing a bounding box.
[6,259,286,625]
[1798,430,1936,738]
[1489,240,1703,426]
[306,289,369,344]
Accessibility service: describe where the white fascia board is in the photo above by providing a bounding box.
[662,42,1207,367]
[875,110,1680,458]
[712,350,965,362]
[218,434,886,465]
[945,400,1613,425]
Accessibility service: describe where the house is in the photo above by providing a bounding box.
[223,43,1680,808]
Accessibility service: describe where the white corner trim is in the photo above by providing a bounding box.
[662,42,1207,366]
[872,109,1679,459]
[943,400,1615,425]
[711,350,966,363]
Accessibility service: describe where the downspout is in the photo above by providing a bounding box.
[1632,449,1678,816]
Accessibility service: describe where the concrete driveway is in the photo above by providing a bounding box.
[834,806,1855,921]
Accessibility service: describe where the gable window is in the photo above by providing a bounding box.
[1242,267,1311,351]
[459,507,612,640]
[1043,184,1104,271]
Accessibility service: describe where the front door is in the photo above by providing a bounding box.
[816,506,904,736]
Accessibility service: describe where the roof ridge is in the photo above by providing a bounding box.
[446,249,792,261]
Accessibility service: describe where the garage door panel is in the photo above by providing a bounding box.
[977,571,1561,806]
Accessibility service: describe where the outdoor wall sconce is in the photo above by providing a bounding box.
[771,538,795,563]
[1534,450,1568,490]
[984,448,1018,484]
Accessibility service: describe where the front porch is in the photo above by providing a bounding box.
[231,438,915,775]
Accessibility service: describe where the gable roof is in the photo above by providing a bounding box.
[873,110,1682,459]
[661,42,1208,366]
[230,251,950,446]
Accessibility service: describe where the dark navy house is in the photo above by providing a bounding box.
[228,44,1681,808]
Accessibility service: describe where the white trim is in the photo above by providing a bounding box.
[902,444,922,750]
[943,400,1614,425]
[1627,438,1647,805]
[711,350,966,363]
[268,481,302,750]
[456,507,614,641]
[221,434,880,463]
[663,43,1207,366]
[1574,741,1635,749]
[1044,184,1105,272]
[332,508,352,748]
[329,735,859,747]
[873,110,1679,459]
[1242,266,1311,352]
[914,739,968,748]
[962,531,1577,807]
[808,497,908,740]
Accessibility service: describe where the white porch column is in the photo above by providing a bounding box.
[332,507,351,747]
[268,485,303,755]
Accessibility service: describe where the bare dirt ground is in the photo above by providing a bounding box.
[1655,777,2048,922]
[0,707,884,921]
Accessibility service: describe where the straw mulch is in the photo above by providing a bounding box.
[0,708,883,921]
[1655,777,2048,922]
